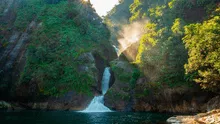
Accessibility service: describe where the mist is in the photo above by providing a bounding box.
[115,20,147,61]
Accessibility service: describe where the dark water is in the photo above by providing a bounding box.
[0,111,171,124]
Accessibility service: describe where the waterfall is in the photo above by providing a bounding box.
[81,67,112,112]
[113,45,120,56]
[101,67,111,95]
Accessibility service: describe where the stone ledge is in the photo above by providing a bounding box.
[167,109,220,124]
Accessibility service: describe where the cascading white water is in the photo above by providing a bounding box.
[81,96,111,112]
[112,45,120,56]
[81,67,112,112]
[101,67,111,95]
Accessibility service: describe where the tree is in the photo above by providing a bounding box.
[171,18,184,36]
[183,15,220,91]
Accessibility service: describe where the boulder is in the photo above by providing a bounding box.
[167,109,220,124]
[207,96,220,111]
[0,101,12,110]
[0,101,25,111]
[105,59,135,111]
[47,91,93,111]
[167,116,195,124]
[20,91,93,111]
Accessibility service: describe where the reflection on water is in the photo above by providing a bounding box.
[0,110,171,124]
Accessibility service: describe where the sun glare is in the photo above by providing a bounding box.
[90,0,119,16]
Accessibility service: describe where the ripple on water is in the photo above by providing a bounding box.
[0,111,171,124]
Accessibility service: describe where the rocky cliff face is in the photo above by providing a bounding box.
[1,0,218,113]
[105,59,219,113]
[167,109,220,124]
[0,0,33,99]
[133,83,218,113]
[0,0,117,110]
[1,91,93,111]
[103,0,220,114]
[105,58,138,111]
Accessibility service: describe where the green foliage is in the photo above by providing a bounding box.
[168,0,218,21]
[104,0,219,101]
[110,61,132,82]
[106,0,133,25]
[168,0,214,10]
[125,0,219,90]
[104,0,134,45]
[135,88,150,98]
[171,18,184,35]
[129,68,140,88]
[19,0,111,96]
[14,0,45,30]
[107,89,130,100]
[129,0,169,22]
[129,0,144,22]
[148,5,166,20]
[183,15,220,91]
[110,60,140,89]
[0,0,7,14]
[136,22,158,63]
[135,17,187,86]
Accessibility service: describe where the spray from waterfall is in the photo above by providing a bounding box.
[113,20,147,59]
[81,67,112,113]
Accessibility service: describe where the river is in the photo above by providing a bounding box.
[0,110,171,124]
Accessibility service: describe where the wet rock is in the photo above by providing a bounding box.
[105,59,134,111]
[93,52,106,92]
[11,103,25,111]
[32,102,48,110]
[0,101,12,110]
[167,117,182,123]
[0,101,26,111]
[25,91,93,111]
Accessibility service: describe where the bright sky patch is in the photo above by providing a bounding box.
[90,0,119,16]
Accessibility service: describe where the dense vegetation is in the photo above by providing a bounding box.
[106,0,220,92]
[1,0,113,96]
[21,0,112,96]
[0,0,219,113]
[0,0,219,103]
[183,13,220,91]
[104,0,134,45]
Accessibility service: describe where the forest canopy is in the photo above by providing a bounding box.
[183,14,220,91]
[106,0,220,91]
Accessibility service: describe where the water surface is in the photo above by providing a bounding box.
[0,111,171,124]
